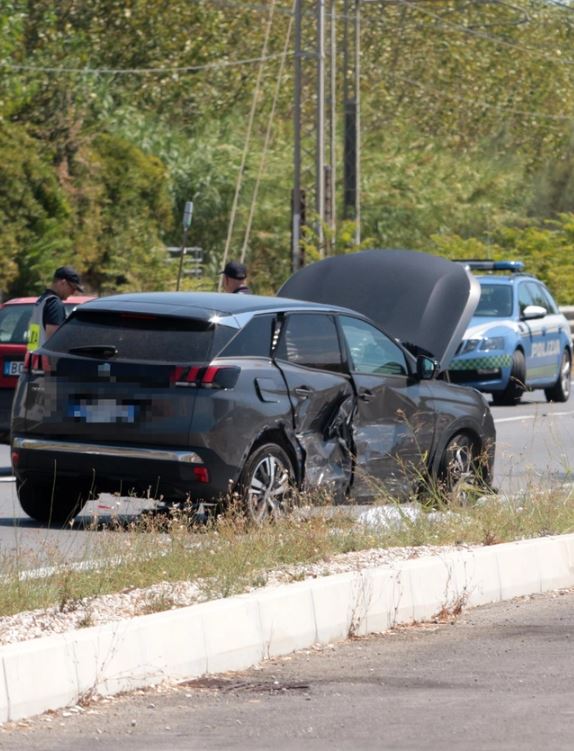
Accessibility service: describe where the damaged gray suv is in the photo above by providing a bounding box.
[11,250,495,525]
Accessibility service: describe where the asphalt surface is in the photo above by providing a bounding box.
[0,392,573,746]
[0,389,574,566]
[1,588,573,750]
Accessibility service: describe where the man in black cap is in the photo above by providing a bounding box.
[220,260,251,294]
[27,266,84,351]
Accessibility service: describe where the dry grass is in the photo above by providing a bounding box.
[0,480,573,620]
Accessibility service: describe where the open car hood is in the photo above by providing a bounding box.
[278,249,480,371]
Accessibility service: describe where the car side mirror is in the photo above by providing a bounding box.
[521,304,546,321]
[416,355,437,380]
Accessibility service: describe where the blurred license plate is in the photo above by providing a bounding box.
[3,360,24,376]
[70,399,137,424]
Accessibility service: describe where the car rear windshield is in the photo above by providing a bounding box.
[0,304,34,345]
[44,310,236,363]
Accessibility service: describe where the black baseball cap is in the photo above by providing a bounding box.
[220,261,247,280]
[54,266,84,292]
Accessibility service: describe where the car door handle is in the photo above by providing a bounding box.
[359,388,375,402]
[294,386,314,398]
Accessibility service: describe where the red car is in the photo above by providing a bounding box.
[0,296,93,437]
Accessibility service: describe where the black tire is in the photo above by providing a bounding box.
[492,349,526,406]
[438,432,485,505]
[238,443,295,523]
[545,349,571,403]
[17,479,89,526]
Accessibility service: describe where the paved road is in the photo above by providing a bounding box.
[492,390,574,492]
[0,389,573,565]
[1,588,573,750]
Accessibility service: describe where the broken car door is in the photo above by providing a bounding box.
[337,315,435,500]
[273,313,355,501]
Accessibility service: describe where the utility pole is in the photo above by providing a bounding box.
[343,0,361,244]
[292,0,363,267]
[326,0,337,253]
[354,0,361,245]
[292,0,329,271]
[316,0,326,257]
[292,0,303,273]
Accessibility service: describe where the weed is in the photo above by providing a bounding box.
[2,472,574,622]
[139,592,177,616]
[433,592,468,623]
[77,610,95,628]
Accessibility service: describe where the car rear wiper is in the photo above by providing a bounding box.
[68,345,118,359]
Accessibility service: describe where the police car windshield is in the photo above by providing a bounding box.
[475,283,513,318]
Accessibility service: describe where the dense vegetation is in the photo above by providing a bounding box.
[1,0,574,300]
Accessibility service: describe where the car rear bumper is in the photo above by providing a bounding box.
[11,436,238,503]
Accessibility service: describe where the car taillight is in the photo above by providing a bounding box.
[171,365,240,390]
[24,352,50,374]
[193,466,210,484]
[171,366,200,385]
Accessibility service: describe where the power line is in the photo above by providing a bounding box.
[393,0,574,66]
[545,0,574,13]
[393,73,574,123]
[191,0,295,16]
[190,0,357,21]
[0,52,292,76]
[220,0,278,288]
[241,4,295,263]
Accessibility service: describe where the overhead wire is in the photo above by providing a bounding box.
[190,0,294,16]
[240,1,295,263]
[189,0,356,21]
[545,0,574,13]
[0,52,291,76]
[219,0,278,289]
[391,72,574,123]
[394,0,574,66]
[3,1,572,79]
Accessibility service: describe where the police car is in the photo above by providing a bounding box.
[447,261,572,405]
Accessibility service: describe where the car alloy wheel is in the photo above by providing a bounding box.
[545,349,571,403]
[240,443,294,523]
[492,349,526,406]
[439,432,484,505]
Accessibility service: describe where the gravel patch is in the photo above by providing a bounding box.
[0,543,474,647]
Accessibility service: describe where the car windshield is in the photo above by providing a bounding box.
[0,304,34,344]
[475,283,513,318]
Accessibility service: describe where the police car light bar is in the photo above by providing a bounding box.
[456,260,525,273]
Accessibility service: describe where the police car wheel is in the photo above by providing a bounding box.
[492,349,526,406]
[544,349,571,403]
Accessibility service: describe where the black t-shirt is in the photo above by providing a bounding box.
[37,289,66,328]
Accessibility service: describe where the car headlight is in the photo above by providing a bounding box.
[459,339,480,354]
[479,336,505,352]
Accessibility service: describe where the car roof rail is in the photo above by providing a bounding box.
[455,259,525,273]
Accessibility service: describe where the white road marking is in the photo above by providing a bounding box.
[494,415,536,424]
[495,410,574,424]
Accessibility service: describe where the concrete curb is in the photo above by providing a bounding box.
[2,533,574,723]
